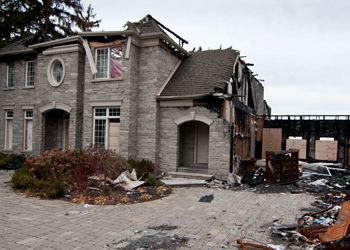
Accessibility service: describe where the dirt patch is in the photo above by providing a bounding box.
[108,234,188,250]
[148,224,178,231]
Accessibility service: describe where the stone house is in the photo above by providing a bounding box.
[0,15,268,178]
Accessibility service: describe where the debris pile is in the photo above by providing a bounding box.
[270,201,350,249]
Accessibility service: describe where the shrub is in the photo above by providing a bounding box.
[0,153,26,170]
[11,166,65,198]
[127,159,155,178]
[144,174,161,187]
[12,166,33,189]
[24,147,130,193]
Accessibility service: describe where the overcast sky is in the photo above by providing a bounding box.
[82,0,350,115]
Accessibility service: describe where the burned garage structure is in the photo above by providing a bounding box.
[0,15,268,179]
[262,115,350,166]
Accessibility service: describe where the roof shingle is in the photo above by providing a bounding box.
[160,48,238,96]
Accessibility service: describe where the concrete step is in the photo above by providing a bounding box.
[168,171,213,181]
[161,178,207,187]
[177,166,208,174]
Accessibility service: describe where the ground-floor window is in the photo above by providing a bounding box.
[23,110,33,151]
[93,107,120,152]
[4,110,13,150]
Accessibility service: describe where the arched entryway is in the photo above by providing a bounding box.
[43,109,70,150]
[178,121,209,173]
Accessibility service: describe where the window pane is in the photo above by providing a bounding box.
[52,61,63,83]
[96,48,108,78]
[6,111,13,118]
[26,61,35,86]
[109,108,120,117]
[94,119,106,146]
[95,108,106,116]
[25,110,33,118]
[7,63,14,87]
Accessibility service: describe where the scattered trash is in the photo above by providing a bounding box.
[318,201,350,243]
[237,239,275,249]
[270,201,350,248]
[113,169,145,191]
[206,178,231,189]
[242,167,266,187]
[83,204,94,208]
[199,194,214,203]
[308,179,330,187]
[227,172,241,186]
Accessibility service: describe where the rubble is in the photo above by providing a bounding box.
[270,201,350,249]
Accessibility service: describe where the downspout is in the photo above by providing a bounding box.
[229,100,234,173]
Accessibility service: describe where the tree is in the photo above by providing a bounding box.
[0,0,101,48]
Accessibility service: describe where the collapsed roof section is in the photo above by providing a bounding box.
[125,14,188,47]
[0,15,189,59]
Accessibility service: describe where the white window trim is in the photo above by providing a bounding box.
[23,110,33,151]
[25,60,35,87]
[47,57,65,87]
[95,47,110,79]
[6,63,14,88]
[92,107,120,149]
[4,110,13,150]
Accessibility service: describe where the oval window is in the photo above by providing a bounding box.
[47,57,65,87]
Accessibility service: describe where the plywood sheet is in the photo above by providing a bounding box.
[286,139,307,160]
[315,140,338,161]
[262,128,282,159]
[109,122,120,154]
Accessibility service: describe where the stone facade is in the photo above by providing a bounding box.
[159,106,231,178]
[0,44,85,155]
[0,16,266,179]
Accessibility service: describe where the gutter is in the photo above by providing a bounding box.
[157,94,210,100]
[78,30,136,37]
[0,49,36,57]
[29,35,83,49]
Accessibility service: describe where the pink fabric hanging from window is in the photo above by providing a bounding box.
[110,58,123,78]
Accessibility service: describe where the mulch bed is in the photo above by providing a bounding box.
[67,185,172,205]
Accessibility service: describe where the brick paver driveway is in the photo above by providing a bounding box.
[0,170,316,249]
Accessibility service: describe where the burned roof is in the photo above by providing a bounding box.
[160,48,239,97]
[126,15,188,46]
[126,15,163,34]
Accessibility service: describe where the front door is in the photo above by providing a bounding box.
[179,121,209,168]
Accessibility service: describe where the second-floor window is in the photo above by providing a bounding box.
[95,47,123,79]
[25,61,35,87]
[6,62,15,88]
